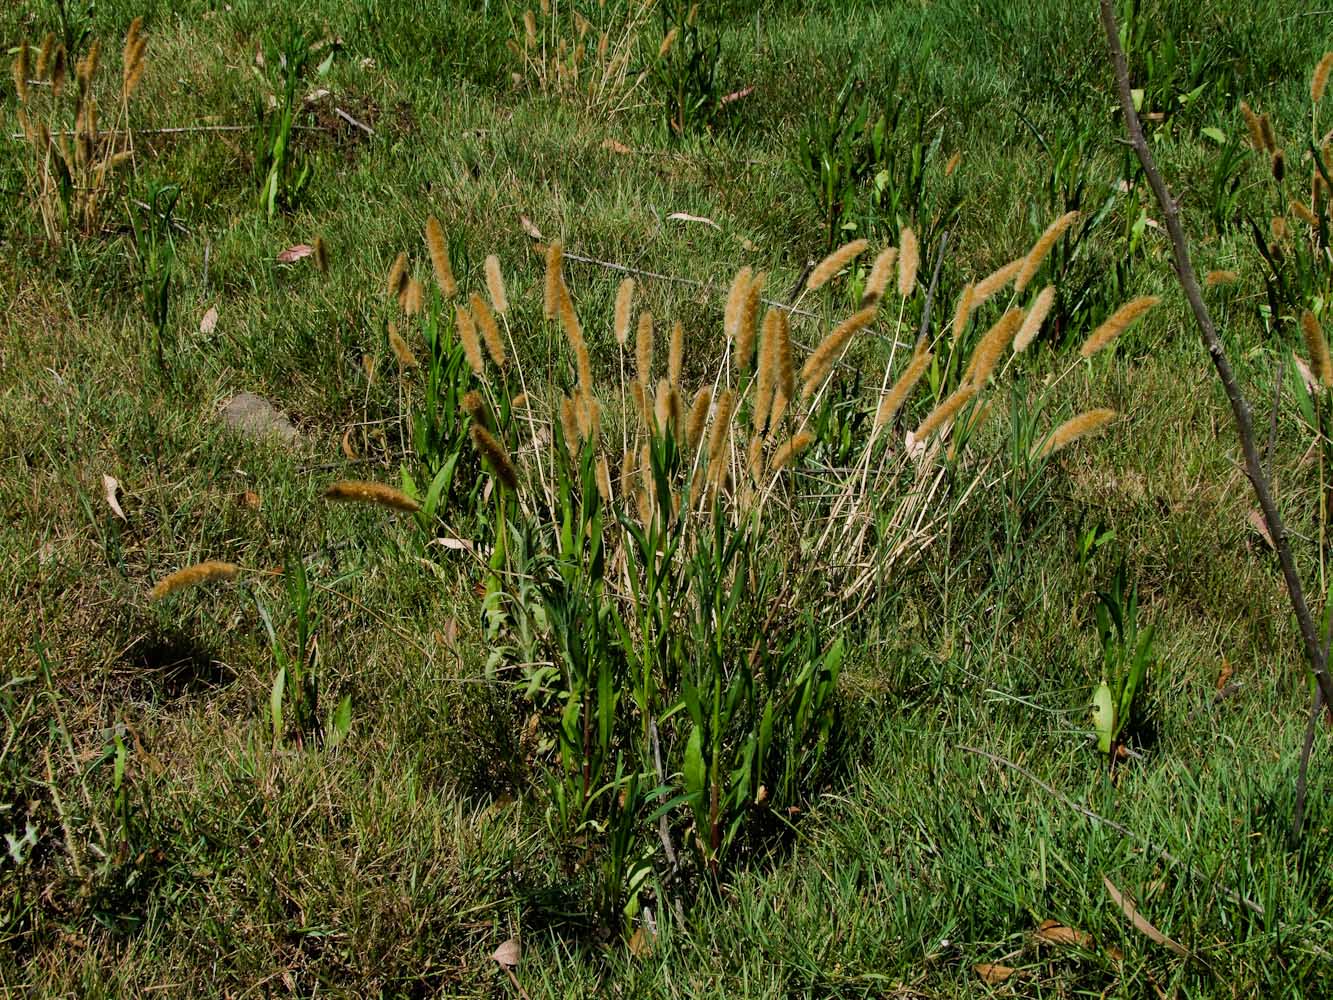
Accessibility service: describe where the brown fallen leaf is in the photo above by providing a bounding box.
[1293,352,1319,393]
[519,214,543,241]
[492,937,520,968]
[1033,919,1093,949]
[276,244,315,264]
[601,137,634,155]
[102,474,127,522]
[628,925,654,958]
[1248,508,1274,550]
[1216,655,1234,691]
[666,211,721,230]
[199,306,218,334]
[239,490,261,510]
[341,427,358,460]
[720,85,754,105]
[973,962,1015,985]
[1103,876,1188,957]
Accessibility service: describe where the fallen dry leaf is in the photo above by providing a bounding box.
[1248,509,1274,550]
[973,963,1015,985]
[276,244,315,264]
[1216,655,1234,691]
[1033,919,1093,949]
[666,211,721,230]
[1293,352,1319,393]
[1103,876,1188,957]
[601,137,634,155]
[628,926,654,958]
[492,937,520,967]
[721,85,755,105]
[102,474,127,522]
[519,214,543,241]
[199,306,218,334]
[341,427,358,460]
[239,490,261,510]
[432,536,473,552]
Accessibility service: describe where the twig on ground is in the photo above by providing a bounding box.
[1098,0,1333,723]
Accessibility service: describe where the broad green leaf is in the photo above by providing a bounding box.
[1092,681,1115,754]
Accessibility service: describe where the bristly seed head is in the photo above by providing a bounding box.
[1038,408,1118,458]
[425,216,457,297]
[807,238,869,292]
[614,277,635,347]
[1079,296,1160,358]
[897,227,919,298]
[484,254,509,315]
[150,560,239,601]
[470,425,520,491]
[324,480,422,513]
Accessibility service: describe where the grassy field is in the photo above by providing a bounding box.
[4,0,1333,996]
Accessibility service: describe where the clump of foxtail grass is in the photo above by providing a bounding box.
[686,387,712,450]
[807,239,869,292]
[1079,295,1160,358]
[387,252,409,301]
[324,480,422,513]
[314,235,329,274]
[1037,409,1117,458]
[149,561,239,601]
[724,267,752,345]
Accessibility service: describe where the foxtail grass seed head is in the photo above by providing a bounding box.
[1302,310,1333,387]
[658,26,679,59]
[324,480,422,513]
[1205,269,1239,288]
[768,389,790,436]
[770,431,813,473]
[470,425,520,491]
[544,239,565,320]
[629,379,648,426]
[462,390,489,424]
[614,277,635,346]
[897,227,919,297]
[1272,215,1289,241]
[470,291,507,369]
[1240,101,1265,150]
[668,319,684,387]
[1079,296,1160,358]
[524,9,538,48]
[123,37,145,97]
[1039,408,1117,458]
[636,310,654,385]
[484,254,509,315]
[875,350,932,429]
[724,266,752,345]
[37,33,55,80]
[595,454,612,504]
[800,305,878,397]
[914,383,977,440]
[13,41,29,103]
[973,259,1022,306]
[966,308,1024,386]
[774,309,794,405]
[620,446,637,496]
[50,44,67,98]
[707,388,736,472]
[314,236,329,274]
[404,279,424,316]
[736,271,766,374]
[578,389,601,440]
[807,238,869,292]
[753,310,782,434]
[654,378,674,434]
[425,216,457,297]
[1018,211,1078,292]
[150,560,240,600]
[558,287,586,368]
[1259,114,1277,153]
[389,325,418,367]
[747,435,765,480]
[686,386,712,449]
[1314,52,1333,103]
[77,37,100,92]
[560,395,581,456]
[510,392,528,410]
[861,246,898,306]
[1292,200,1318,227]
[387,252,409,300]
[951,282,976,339]
[1013,286,1055,353]
[455,303,485,376]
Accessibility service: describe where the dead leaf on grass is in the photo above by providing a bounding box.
[1103,876,1188,957]
[102,475,127,521]
[666,211,721,230]
[1216,655,1234,691]
[276,244,315,264]
[1248,508,1274,549]
[492,937,520,967]
[973,962,1016,985]
[199,306,218,334]
[1033,919,1093,949]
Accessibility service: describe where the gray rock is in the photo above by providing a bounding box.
[219,392,300,446]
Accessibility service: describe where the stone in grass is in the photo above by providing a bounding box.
[219,392,300,446]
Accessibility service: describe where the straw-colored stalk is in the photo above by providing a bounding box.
[1012,286,1055,353]
[668,319,684,387]
[389,325,418,367]
[964,308,1023,386]
[723,266,752,344]
[972,259,1022,307]
[1017,211,1078,292]
[484,254,509,315]
[1240,101,1265,151]
[1204,270,1238,288]
[425,216,457,297]
[1039,408,1117,458]
[800,306,878,397]
[735,271,766,374]
[807,238,869,292]
[686,386,712,449]
[470,425,520,491]
[150,561,239,600]
[455,303,485,376]
[325,480,422,513]
[913,383,977,440]
[470,291,507,369]
[386,252,409,300]
[1314,52,1333,104]
[544,239,564,321]
[950,282,976,339]
[874,351,932,429]
[1079,295,1160,358]
[861,246,898,306]
[614,277,635,347]
[636,310,654,386]
[770,431,814,473]
[897,227,919,297]
[752,310,782,434]
[1302,310,1333,387]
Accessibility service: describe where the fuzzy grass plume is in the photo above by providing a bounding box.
[736,272,766,373]
[470,291,507,369]
[386,252,409,301]
[484,254,509,315]
[861,246,898,306]
[686,386,712,449]
[1039,408,1117,458]
[636,310,654,386]
[1314,52,1333,103]
[150,561,239,600]
[1079,296,1160,358]
[470,425,520,491]
[1205,270,1239,288]
[965,308,1023,386]
[972,259,1022,307]
[614,277,635,347]
[325,480,422,513]
[668,319,684,386]
[425,217,457,297]
[1240,101,1266,151]
[389,325,418,367]
[875,351,932,429]
[950,283,976,339]
[897,227,919,297]
[914,383,977,441]
[1302,310,1333,387]
[753,310,782,434]
[544,239,565,321]
[724,267,752,345]
[770,431,814,472]
[807,238,869,292]
[1013,286,1054,353]
[1017,212,1078,292]
[800,306,878,397]
[455,304,485,377]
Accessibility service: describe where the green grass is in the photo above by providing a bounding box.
[3,0,1333,995]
